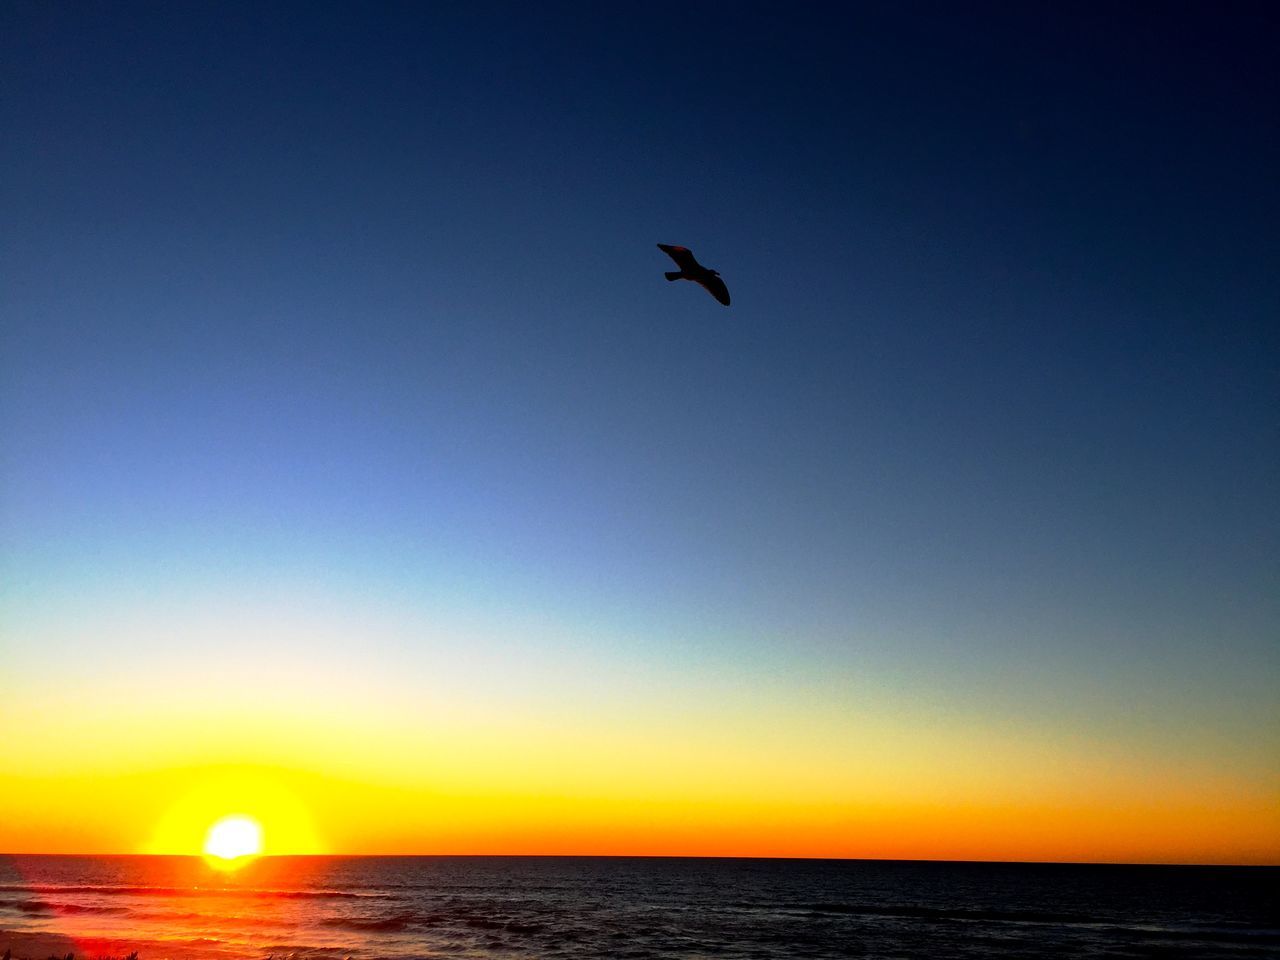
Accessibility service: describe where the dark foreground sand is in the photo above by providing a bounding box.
[0,931,250,960]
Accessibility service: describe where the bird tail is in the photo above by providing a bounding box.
[665,271,682,281]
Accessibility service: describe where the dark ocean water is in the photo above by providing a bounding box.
[1,855,1276,959]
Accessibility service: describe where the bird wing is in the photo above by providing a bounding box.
[657,243,701,271]
[696,274,731,306]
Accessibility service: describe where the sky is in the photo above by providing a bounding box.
[1,2,1277,864]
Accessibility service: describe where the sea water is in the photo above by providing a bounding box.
[2,855,1276,959]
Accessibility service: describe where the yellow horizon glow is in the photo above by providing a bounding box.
[0,759,1275,865]
[1,604,1276,866]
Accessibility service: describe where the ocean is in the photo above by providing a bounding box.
[1,855,1276,959]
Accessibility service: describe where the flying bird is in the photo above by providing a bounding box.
[658,244,730,306]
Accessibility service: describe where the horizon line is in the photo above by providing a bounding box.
[3,852,1275,868]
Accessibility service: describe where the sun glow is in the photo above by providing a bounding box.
[145,767,324,858]
[203,815,263,867]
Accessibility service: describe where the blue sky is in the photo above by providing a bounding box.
[1,2,1277,859]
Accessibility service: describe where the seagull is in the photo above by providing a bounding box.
[657,243,730,306]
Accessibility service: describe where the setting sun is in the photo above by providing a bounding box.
[203,815,263,865]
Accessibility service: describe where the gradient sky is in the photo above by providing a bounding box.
[2,2,1277,864]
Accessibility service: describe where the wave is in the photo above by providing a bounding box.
[799,901,1093,924]
[1087,925,1280,947]
[318,910,546,937]
[320,913,417,932]
[789,903,1280,946]
[125,908,302,929]
[0,884,389,900]
[0,898,128,915]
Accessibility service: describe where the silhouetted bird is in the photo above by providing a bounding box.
[658,244,730,306]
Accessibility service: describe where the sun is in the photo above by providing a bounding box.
[203,815,263,868]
